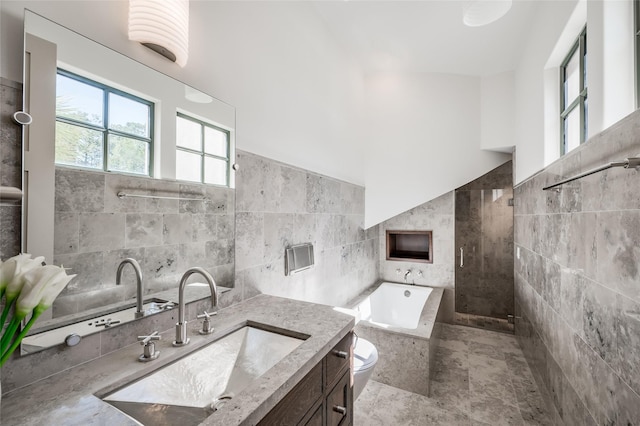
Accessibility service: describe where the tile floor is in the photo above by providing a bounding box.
[354,324,553,425]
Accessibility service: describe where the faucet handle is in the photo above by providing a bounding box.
[137,331,160,362]
[196,310,217,320]
[138,331,161,345]
[197,311,216,335]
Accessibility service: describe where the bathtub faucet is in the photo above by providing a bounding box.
[404,269,412,283]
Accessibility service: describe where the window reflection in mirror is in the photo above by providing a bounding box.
[176,113,230,186]
[55,69,154,176]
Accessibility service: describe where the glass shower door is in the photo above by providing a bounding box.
[454,186,514,333]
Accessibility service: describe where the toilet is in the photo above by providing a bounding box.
[352,336,378,400]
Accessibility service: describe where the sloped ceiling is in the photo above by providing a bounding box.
[310,1,537,226]
[312,0,537,75]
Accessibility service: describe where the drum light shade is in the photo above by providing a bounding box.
[129,0,189,67]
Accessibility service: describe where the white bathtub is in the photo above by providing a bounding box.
[353,282,432,329]
[344,281,443,397]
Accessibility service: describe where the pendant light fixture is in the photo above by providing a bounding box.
[129,0,189,67]
[463,0,513,27]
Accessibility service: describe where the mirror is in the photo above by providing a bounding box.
[21,10,235,354]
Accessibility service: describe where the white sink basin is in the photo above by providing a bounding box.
[101,324,305,424]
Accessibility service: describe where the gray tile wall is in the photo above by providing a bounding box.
[0,78,22,259]
[53,167,235,317]
[234,150,379,306]
[514,109,640,424]
[378,192,455,322]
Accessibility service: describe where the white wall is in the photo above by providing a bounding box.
[481,71,515,152]
[0,1,366,186]
[598,0,634,131]
[514,0,636,184]
[363,71,511,228]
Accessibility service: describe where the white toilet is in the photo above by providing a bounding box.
[352,336,378,400]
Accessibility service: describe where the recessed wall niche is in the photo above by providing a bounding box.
[386,230,433,263]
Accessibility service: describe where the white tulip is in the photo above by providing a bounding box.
[16,265,75,318]
[0,259,17,292]
[0,258,74,367]
[4,254,45,300]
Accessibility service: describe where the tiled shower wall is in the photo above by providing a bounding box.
[52,167,235,317]
[0,78,22,259]
[234,150,379,307]
[378,192,455,322]
[514,109,640,424]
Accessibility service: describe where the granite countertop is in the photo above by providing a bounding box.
[1,294,355,426]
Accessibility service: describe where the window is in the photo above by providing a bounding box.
[55,69,153,175]
[560,27,587,155]
[176,113,230,186]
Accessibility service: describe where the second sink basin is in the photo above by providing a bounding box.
[101,323,306,424]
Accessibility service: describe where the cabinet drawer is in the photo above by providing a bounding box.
[326,370,352,426]
[258,362,323,426]
[325,332,352,388]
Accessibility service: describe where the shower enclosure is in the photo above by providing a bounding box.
[454,161,514,333]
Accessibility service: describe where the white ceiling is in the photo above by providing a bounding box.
[312,0,539,75]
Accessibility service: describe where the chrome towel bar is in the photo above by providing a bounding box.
[117,191,208,201]
[542,157,640,191]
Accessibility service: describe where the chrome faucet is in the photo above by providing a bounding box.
[116,258,144,318]
[173,267,218,347]
[404,269,412,283]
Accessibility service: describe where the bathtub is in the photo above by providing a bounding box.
[346,281,443,397]
[353,282,433,329]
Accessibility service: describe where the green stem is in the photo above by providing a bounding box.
[0,317,21,358]
[0,309,42,367]
[0,295,17,333]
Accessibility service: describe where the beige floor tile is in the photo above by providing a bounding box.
[354,324,553,426]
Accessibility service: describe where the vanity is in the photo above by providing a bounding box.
[0,294,355,425]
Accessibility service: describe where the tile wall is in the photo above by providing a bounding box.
[514,109,640,424]
[234,150,379,307]
[52,167,235,317]
[0,84,378,391]
[378,192,455,322]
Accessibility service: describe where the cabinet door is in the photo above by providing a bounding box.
[258,363,323,426]
[326,332,352,389]
[326,371,352,426]
[304,403,323,426]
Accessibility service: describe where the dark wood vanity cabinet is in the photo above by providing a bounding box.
[258,331,353,426]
